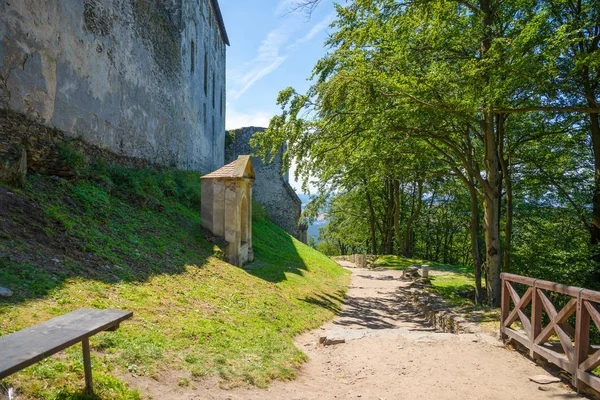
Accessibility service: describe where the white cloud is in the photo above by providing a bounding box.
[226,105,272,130]
[229,25,292,100]
[294,12,335,45]
[228,12,334,101]
[229,57,287,100]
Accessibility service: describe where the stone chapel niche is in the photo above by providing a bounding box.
[201,155,255,266]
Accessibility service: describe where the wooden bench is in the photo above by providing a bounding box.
[0,308,133,394]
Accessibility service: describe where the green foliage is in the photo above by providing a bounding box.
[315,241,340,256]
[85,162,201,211]
[252,200,270,222]
[252,0,600,304]
[57,142,85,172]
[225,130,236,147]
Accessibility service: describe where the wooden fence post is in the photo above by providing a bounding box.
[574,289,590,390]
[530,279,541,359]
[500,274,509,342]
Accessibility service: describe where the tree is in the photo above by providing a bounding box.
[254,0,599,305]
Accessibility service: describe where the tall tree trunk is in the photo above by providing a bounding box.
[393,180,403,253]
[498,114,512,272]
[482,113,503,307]
[480,0,502,307]
[404,180,423,257]
[424,188,436,260]
[589,112,600,248]
[365,189,378,255]
[467,177,483,303]
[451,166,484,303]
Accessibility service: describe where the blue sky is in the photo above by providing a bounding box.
[219,1,336,131]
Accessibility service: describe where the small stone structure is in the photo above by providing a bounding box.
[355,254,367,268]
[298,223,309,244]
[201,155,255,267]
[402,266,420,280]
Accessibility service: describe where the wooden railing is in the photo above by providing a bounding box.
[501,273,600,392]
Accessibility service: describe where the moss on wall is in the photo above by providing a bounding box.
[83,0,114,36]
[131,0,181,78]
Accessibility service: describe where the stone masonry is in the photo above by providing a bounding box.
[201,155,255,267]
[0,0,228,173]
[225,127,305,242]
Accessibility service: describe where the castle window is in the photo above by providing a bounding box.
[204,51,208,95]
[220,91,223,116]
[212,70,215,108]
[190,40,195,73]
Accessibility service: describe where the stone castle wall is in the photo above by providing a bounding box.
[225,127,303,240]
[0,0,227,173]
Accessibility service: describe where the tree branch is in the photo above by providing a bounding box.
[485,106,600,114]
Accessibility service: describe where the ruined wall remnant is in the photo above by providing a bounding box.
[0,108,155,181]
[225,127,305,242]
[0,0,228,173]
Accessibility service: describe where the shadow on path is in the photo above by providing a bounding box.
[331,271,434,331]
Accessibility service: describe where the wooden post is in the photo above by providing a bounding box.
[573,290,590,390]
[82,338,93,395]
[530,280,541,359]
[500,275,509,343]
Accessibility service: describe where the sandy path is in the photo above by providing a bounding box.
[139,261,582,399]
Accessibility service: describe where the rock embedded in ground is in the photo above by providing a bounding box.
[0,287,13,297]
[402,266,421,280]
[319,336,346,346]
[538,385,554,392]
[529,375,561,384]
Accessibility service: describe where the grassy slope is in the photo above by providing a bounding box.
[0,165,349,399]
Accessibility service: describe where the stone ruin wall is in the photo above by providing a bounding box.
[0,0,227,173]
[225,127,304,241]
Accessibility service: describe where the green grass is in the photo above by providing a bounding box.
[0,163,350,399]
[372,255,501,330]
[373,255,478,307]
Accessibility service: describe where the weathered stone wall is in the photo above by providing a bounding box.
[0,109,152,181]
[0,0,227,172]
[225,127,303,241]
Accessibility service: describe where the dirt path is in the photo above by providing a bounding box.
[139,261,582,399]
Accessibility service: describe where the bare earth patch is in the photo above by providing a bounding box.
[130,261,582,400]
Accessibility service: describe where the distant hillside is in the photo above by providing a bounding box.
[0,162,349,398]
[296,192,328,242]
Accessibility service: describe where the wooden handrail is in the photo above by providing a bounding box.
[500,273,600,393]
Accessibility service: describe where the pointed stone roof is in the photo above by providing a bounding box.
[209,0,230,46]
[201,155,255,180]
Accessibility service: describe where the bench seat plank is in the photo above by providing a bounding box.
[0,308,132,379]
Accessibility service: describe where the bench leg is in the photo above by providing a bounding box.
[82,338,93,395]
